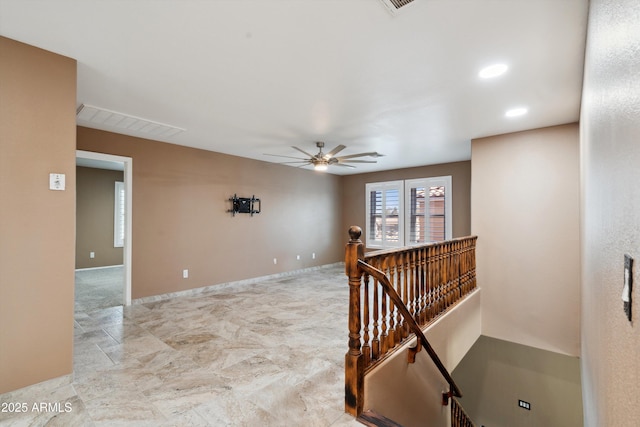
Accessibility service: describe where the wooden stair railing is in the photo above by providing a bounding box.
[451,398,475,427]
[358,258,462,403]
[345,225,477,417]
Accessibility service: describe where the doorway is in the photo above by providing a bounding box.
[76,150,132,307]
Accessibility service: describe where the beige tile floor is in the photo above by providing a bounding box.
[0,264,362,426]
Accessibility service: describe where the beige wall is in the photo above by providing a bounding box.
[76,166,124,269]
[580,0,640,425]
[0,37,77,394]
[364,290,481,427]
[452,336,583,427]
[77,127,344,299]
[340,161,471,247]
[471,124,580,356]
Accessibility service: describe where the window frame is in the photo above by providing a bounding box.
[404,176,452,245]
[114,181,125,248]
[365,176,452,249]
[365,180,404,250]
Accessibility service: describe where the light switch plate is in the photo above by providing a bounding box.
[49,173,66,191]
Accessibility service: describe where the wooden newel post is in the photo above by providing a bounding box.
[345,226,364,416]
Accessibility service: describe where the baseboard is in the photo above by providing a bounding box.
[0,374,73,399]
[133,262,344,305]
[75,264,124,272]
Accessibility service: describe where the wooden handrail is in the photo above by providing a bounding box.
[357,259,462,401]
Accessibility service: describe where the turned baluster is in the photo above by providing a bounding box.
[402,251,410,340]
[438,244,447,314]
[426,244,434,320]
[379,255,389,354]
[432,244,439,318]
[420,246,428,324]
[394,252,405,342]
[409,250,417,324]
[442,242,449,309]
[371,268,380,361]
[362,272,371,368]
[387,254,398,349]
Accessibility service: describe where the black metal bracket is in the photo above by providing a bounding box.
[442,391,453,406]
[228,194,261,217]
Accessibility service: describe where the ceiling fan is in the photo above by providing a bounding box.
[265,142,384,171]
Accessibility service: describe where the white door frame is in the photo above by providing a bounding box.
[76,150,133,305]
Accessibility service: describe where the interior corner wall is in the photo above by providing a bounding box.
[471,124,580,357]
[580,0,640,425]
[452,336,583,427]
[339,161,471,247]
[76,166,124,269]
[77,127,343,299]
[0,37,77,394]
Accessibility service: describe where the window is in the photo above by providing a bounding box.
[405,176,452,244]
[366,176,452,249]
[366,181,404,248]
[114,181,125,248]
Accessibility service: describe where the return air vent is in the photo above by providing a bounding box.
[379,0,416,15]
[76,104,185,138]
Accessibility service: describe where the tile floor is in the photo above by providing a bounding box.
[74,266,125,312]
[0,264,362,426]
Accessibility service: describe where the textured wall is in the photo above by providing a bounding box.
[472,124,581,357]
[76,167,124,269]
[0,37,76,394]
[77,127,344,299]
[580,0,640,425]
[453,336,583,427]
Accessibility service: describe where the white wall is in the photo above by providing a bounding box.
[471,124,580,356]
[580,0,640,425]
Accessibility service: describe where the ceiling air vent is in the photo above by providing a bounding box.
[379,0,416,15]
[76,104,185,139]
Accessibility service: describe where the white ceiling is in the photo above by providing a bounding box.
[0,0,589,175]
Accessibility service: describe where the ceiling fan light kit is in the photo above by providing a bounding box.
[265,141,383,172]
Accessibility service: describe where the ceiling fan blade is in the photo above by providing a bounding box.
[333,163,357,168]
[264,153,309,160]
[278,161,312,164]
[325,144,346,158]
[339,159,378,164]
[291,146,315,158]
[335,152,384,160]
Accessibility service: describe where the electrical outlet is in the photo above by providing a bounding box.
[89,252,95,259]
[312,253,316,259]
[273,258,277,265]
[183,269,189,279]
[518,400,531,410]
[296,255,300,260]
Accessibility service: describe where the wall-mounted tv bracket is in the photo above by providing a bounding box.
[228,194,261,217]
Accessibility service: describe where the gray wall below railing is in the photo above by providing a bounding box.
[452,335,583,427]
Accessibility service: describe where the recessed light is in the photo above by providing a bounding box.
[505,107,528,117]
[479,63,508,79]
